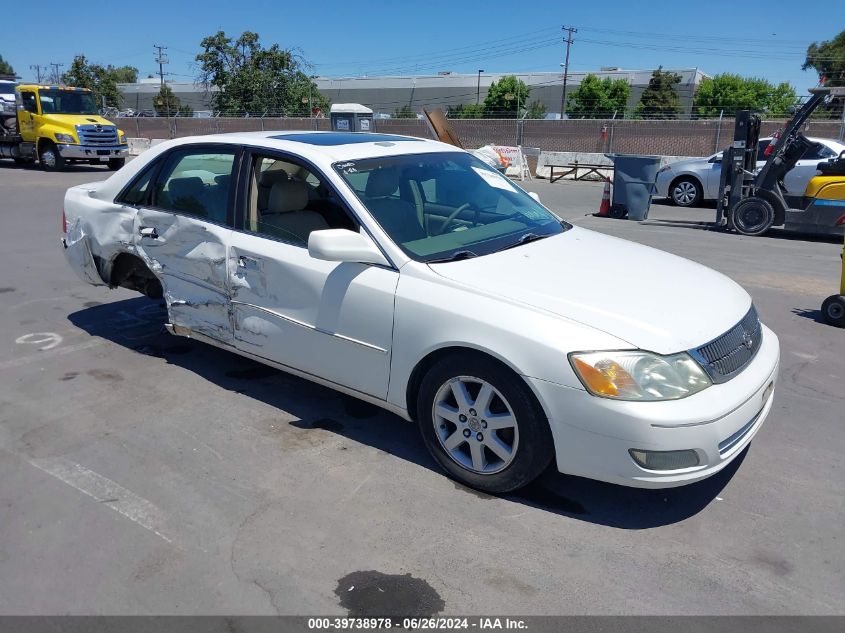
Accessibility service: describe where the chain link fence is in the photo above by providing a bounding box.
[121,116,845,158]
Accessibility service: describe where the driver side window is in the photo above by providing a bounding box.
[21,92,38,114]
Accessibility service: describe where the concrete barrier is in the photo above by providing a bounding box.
[535,151,698,180]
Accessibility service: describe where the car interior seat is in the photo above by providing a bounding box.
[261,179,329,245]
[363,168,426,243]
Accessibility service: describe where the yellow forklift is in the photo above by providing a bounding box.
[716,86,845,238]
[821,214,845,327]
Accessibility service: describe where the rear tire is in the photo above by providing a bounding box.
[731,196,774,236]
[821,295,845,328]
[39,140,64,172]
[107,157,125,171]
[670,177,702,207]
[416,352,554,494]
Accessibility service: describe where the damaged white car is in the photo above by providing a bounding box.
[63,131,779,493]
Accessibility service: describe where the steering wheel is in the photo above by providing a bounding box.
[439,203,478,235]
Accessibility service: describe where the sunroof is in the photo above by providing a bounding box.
[268,132,421,145]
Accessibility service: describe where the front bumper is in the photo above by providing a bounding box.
[527,324,780,488]
[57,144,129,160]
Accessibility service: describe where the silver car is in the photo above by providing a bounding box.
[655,137,845,207]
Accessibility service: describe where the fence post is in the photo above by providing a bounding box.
[172,116,177,139]
[839,104,845,141]
[714,109,724,153]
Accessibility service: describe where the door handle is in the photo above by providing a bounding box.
[139,226,159,239]
[237,255,259,269]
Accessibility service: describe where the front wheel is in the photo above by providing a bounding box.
[731,196,774,236]
[416,353,554,494]
[821,295,845,328]
[39,141,64,172]
[670,177,702,207]
[107,157,125,171]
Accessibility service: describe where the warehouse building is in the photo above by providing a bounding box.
[117,68,708,117]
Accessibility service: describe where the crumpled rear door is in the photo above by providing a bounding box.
[133,208,234,343]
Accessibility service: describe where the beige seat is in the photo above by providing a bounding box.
[260,179,329,245]
[257,169,289,212]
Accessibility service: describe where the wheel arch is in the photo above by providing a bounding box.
[404,344,548,423]
[108,251,163,298]
[670,173,703,193]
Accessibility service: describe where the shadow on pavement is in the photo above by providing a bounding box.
[0,160,108,173]
[68,296,743,530]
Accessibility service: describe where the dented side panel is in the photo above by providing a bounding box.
[132,209,234,343]
[63,184,138,286]
[227,231,398,399]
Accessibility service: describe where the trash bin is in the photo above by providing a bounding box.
[330,104,375,132]
[605,154,662,221]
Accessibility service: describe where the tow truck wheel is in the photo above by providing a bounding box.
[107,158,125,171]
[821,295,845,328]
[38,141,64,172]
[731,196,774,236]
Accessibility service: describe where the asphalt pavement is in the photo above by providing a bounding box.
[0,161,843,615]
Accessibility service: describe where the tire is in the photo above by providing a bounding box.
[107,157,125,171]
[731,196,775,236]
[821,295,845,328]
[416,353,555,494]
[38,140,64,172]
[670,177,702,207]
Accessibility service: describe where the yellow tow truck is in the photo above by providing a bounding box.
[0,84,128,171]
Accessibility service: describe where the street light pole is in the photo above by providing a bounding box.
[477,69,484,105]
[560,25,577,120]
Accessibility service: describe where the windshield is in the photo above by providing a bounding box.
[0,83,15,96]
[335,152,567,262]
[38,89,98,115]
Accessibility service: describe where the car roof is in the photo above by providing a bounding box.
[170,130,463,162]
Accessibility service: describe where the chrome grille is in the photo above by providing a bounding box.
[76,124,118,146]
[691,305,762,384]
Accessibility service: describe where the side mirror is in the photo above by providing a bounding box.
[527,191,541,203]
[308,229,390,267]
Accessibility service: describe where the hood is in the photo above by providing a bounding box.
[428,227,751,355]
[43,114,120,131]
[666,157,710,171]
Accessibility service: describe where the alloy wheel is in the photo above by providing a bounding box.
[672,180,698,206]
[432,375,519,474]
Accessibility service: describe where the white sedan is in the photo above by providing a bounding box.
[656,137,845,207]
[62,131,779,492]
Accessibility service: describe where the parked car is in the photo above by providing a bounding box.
[656,137,845,207]
[62,131,780,493]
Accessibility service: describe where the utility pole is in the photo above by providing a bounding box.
[153,45,169,114]
[560,25,577,120]
[49,62,64,85]
[476,69,484,105]
[30,64,46,83]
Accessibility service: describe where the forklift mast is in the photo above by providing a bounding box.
[715,110,760,224]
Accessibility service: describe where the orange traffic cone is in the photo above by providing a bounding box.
[595,178,612,217]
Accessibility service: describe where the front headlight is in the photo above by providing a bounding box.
[55,133,76,144]
[118,132,126,144]
[569,350,711,401]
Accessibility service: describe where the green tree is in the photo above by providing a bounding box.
[693,74,796,118]
[61,56,137,108]
[634,67,682,119]
[566,74,630,119]
[196,30,329,116]
[392,105,416,119]
[0,54,14,77]
[153,84,193,117]
[526,100,547,119]
[804,29,845,87]
[449,103,484,119]
[483,75,530,118]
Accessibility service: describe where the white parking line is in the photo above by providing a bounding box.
[0,339,105,371]
[28,456,172,543]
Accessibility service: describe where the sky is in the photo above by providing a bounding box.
[3,0,842,91]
